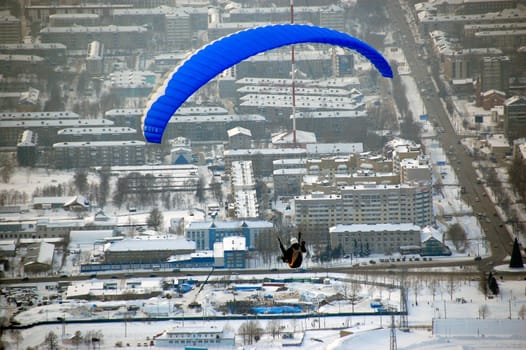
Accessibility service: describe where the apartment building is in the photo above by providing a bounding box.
[0,16,22,44]
[52,140,146,169]
[294,192,343,245]
[329,223,421,256]
[39,25,150,51]
[504,96,526,141]
[340,184,433,228]
[481,56,510,93]
[294,182,433,244]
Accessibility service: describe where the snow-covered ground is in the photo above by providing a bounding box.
[3,276,526,349]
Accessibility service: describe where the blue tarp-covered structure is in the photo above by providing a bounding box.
[252,305,303,314]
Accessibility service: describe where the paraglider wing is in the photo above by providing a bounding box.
[143,23,393,143]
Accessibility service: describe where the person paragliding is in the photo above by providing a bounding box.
[278,232,307,268]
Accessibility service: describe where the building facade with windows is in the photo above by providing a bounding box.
[294,183,433,245]
[329,223,421,256]
[52,140,146,169]
[184,220,273,250]
[0,16,22,44]
[504,96,526,141]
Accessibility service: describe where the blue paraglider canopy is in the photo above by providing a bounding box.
[143,23,393,143]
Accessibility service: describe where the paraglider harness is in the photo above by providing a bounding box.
[278,232,307,268]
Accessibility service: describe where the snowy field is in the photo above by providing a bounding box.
[2,276,526,349]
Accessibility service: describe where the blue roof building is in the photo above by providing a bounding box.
[185,219,273,250]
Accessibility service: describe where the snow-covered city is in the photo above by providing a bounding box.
[2,0,526,349]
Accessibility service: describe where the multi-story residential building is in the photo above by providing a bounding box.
[504,96,526,141]
[236,77,361,124]
[184,220,273,250]
[226,5,344,29]
[429,30,504,82]
[112,7,167,32]
[24,3,133,24]
[0,43,67,65]
[399,157,432,184]
[207,22,268,42]
[227,126,252,149]
[417,7,526,35]
[340,183,433,228]
[273,168,306,200]
[104,108,144,129]
[294,110,368,143]
[108,70,158,98]
[49,13,99,27]
[464,23,526,52]
[52,140,146,169]
[104,106,229,132]
[432,0,517,16]
[0,116,113,147]
[329,223,421,256]
[511,139,526,198]
[319,5,345,32]
[86,40,103,76]
[294,192,343,245]
[16,130,38,167]
[0,54,45,77]
[167,114,269,143]
[39,25,151,51]
[231,161,259,219]
[57,126,139,142]
[481,56,510,93]
[295,182,433,246]
[165,12,192,49]
[112,6,206,49]
[0,15,22,44]
[225,148,307,177]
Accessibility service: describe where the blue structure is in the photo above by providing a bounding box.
[143,23,393,143]
[185,220,273,250]
[252,306,303,314]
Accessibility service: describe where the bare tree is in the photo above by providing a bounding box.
[478,304,490,319]
[195,175,205,203]
[9,329,23,350]
[427,278,440,302]
[147,207,164,232]
[447,223,467,252]
[43,331,59,350]
[84,330,104,350]
[238,320,262,345]
[411,277,422,306]
[210,176,223,204]
[348,279,361,312]
[71,330,83,349]
[254,229,276,267]
[266,319,282,339]
[446,275,460,301]
[73,168,89,194]
[0,154,15,183]
[97,166,111,208]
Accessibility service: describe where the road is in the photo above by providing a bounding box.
[4,257,526,286]
[386,1,513,268]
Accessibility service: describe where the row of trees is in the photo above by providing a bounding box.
[6,330,104,350]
